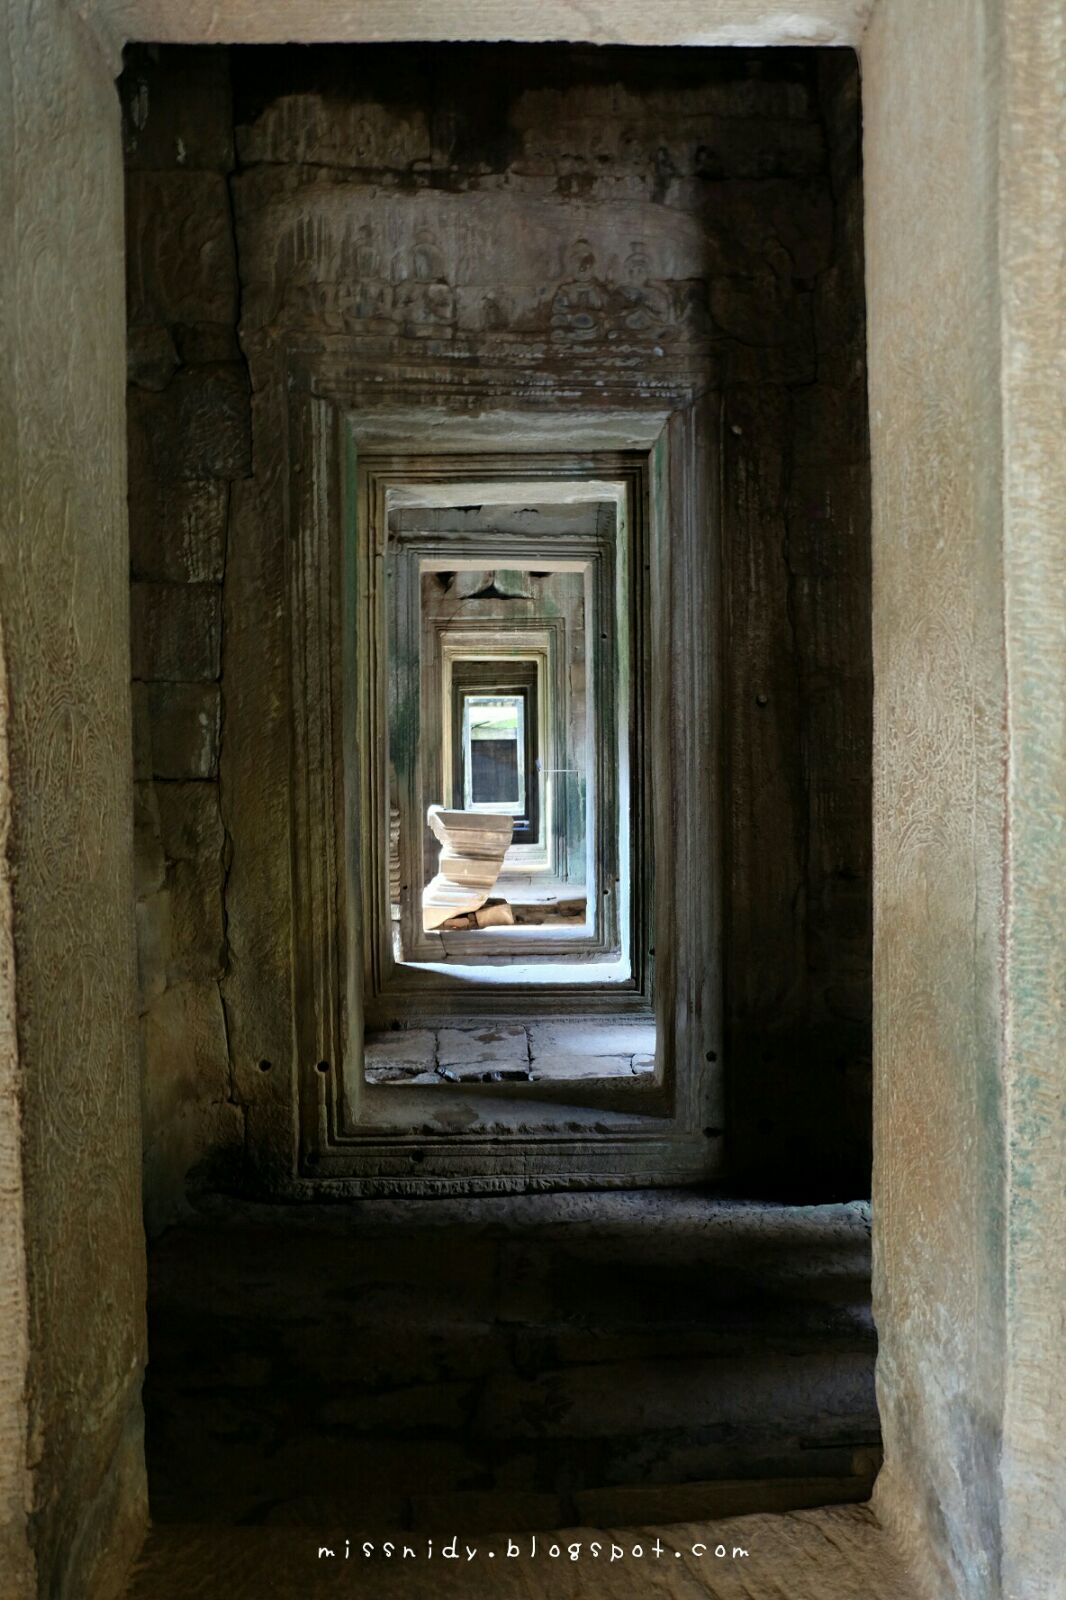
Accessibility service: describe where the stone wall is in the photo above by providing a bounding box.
[1,3,148,1594]
[865,2,1007,1594]
[124,43,872,1224]
[865,1,1066,1596]
[122,47,249,1236]
[726,50,871,1190]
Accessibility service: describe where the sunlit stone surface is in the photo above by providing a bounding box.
[422,806,513,931]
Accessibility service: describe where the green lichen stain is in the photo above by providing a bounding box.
[564,775,587,880]
[389,653,419,770]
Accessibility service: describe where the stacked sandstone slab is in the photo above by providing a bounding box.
[422,806,513,931]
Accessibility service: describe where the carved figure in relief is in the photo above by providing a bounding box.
[274,216,331,325]
[393,227,456,339]
[674,278,715,342]
[478,291,510,332]
[550,238,607,344]
[338,222,395,332]
[611,241,674,339]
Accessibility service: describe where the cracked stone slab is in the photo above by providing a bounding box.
[528,1022,657,1060]
[443,1063,533,1083]
[364,1030,437,1072]
[436,1024,529,1068]
[364,1063,440,1085]
[529,1056,636,1080]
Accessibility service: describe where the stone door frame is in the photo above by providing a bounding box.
[270,378,723,1193]
[377,463,632,978]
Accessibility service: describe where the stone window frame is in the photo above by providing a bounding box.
[234,366,723,1194]
[384,478,630,975]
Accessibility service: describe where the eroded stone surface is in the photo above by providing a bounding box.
[437,1024,529,1068]
[529,1021,656,1059]
[131,581,222,681]
[363,1030,437,1078]
[129,364,251,483]
[126,171,237,327]
[129,478,228,584]
[2,5,149,1592]
[529,1056,635,1080]
[144,683,221,780]
[143,1195,877,1528]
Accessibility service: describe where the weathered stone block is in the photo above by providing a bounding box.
[167,857,226,983]
[529,1056,633,1080]
[474,1351,877,1441]
[363,1029,436,1072]
[711,276,810,348]
[131,581,222,681]
[127,171,237,327]
[528,1021,656,1059]
[437,1023,528,1067]
[131,682,153,781]
[121,44,235,172]
[127,323,179,390]
[236,88,431,170]
[142,1094,245,1242]
[129,365,251,482]
[690,118,826,180]
[157,783,225,863]
[792,381,869,468]
[364,1066,440,1085]
[173,323,243,366]
[146,682,221,779]
[133,780,166,897]
[574,1473,873,1529]
[143,980,232,1137]
[129,476,228,584]
[136,889,171,1011]
[317,1380,473,1433]
[409,1490,566,1534]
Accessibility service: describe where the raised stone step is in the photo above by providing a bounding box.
[145,1192,878,1528]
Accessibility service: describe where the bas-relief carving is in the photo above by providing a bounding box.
[255,199,719,362]
[392,229,456,340]
[613,241,675,338]
[337,223,394,332]
[236,92,432,170]
[550,237,608,344]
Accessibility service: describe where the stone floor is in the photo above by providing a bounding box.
[365,1018,657,1084]
[125,1505,916,1598]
